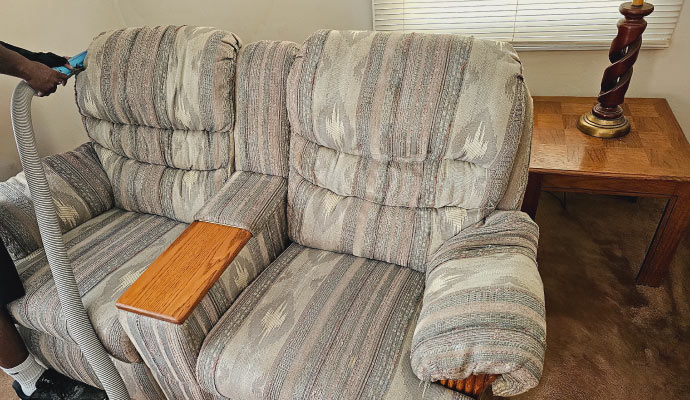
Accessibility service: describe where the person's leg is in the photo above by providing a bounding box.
[0,238,106,399]
[0,235,29,368]
[0,307,30,367]
[0,314,46,396]
[0,238,48,397]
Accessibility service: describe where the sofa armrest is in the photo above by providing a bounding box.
[0,142,113,260]
[116,171,288,324]
[116,171,289,398]
[196,171,288,234]
[411,211,545,397]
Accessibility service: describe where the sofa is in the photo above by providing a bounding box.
[0,26,545,399]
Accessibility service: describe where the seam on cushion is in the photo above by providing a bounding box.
[93,142,228,173]
[291,132,489,209]
[291,162,491,215]
[294,131,495,165]
[79,108,235,134]
[85,117,232,171]
[82,115,233,135]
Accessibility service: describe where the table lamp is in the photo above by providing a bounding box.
[577,0,655,138]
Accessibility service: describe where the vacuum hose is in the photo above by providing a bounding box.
[11,81,130,400]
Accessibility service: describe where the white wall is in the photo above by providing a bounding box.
[0,0,687,180]
[0,1,123,180]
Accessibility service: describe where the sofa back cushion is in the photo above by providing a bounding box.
[233,41,299,177]
[286,30,531,271]
[76,26,241,222]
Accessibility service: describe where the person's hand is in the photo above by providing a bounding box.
[23,60,69,97]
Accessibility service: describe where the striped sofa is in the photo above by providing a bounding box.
[0,26,544,399]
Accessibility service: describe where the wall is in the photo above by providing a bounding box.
[0,1,123,180]
[0,0,687,180]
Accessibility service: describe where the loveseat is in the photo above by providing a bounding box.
[0,26,544,399]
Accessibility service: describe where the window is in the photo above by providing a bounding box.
[372,0,685,50]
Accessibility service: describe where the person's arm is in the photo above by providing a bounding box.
[0,41,68,68]
[0,43,68,97]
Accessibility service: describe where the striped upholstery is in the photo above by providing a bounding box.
[121,213,288,399]
[0,143,113,260]
[8,208,186,363]
[95,146,228,222]
[498,96,534,211]
[18,325,164,400]
[286,30,531,271]
[412,211,545,396]
[234,41,298,177]
[197,244,470,400]
[196,171,287,234]
[75,26,241,222]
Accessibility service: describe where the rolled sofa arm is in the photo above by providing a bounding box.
[411,211,545,397]
[0,142,113,260]
[117,171,289,399]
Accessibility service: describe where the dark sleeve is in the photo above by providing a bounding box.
[0,41,68,68]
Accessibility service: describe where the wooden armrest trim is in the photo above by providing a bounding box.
[439,375,497,398]
[116,221,251,325]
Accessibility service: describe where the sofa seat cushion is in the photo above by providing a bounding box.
[8,208,186,363]
[197,244,469,399]
[16,325,165,399]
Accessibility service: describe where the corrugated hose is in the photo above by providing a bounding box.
[11,81,130,400]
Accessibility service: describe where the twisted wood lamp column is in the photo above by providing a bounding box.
[577,0,654,138]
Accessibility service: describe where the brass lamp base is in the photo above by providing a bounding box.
[577,111,630,138]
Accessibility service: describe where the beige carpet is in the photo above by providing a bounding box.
[1,192,689,399]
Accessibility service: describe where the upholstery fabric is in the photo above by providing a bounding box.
[0,143,113,260]
[76,25,240,131]
[8,208,186,363]
[121,214,288,400]
[197,244,469,400]
[196,171,287,234]
[286,30,530,270]
[411,211,545,396]
[83,117,232,170]
[94,144,229,223]
[18,325,165,400]
[234,41,298,177]
[497,96,533,211]
[76,25,241,222]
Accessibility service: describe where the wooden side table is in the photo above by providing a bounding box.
[521,96,690,287]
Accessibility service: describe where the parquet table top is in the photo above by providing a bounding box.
[531,97,690,181]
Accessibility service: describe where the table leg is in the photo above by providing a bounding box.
[637,183,690,286]
[521,171,543,220]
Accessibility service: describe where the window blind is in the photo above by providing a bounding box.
[372,0,685,50]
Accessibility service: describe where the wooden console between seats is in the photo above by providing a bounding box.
[116,221,251,324]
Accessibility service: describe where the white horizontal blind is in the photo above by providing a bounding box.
[373,0,685,50]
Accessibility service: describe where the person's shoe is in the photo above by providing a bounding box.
[12,369,107,400]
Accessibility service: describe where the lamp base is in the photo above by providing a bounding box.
[577,111,630,138]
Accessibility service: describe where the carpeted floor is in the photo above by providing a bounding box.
[1,192,689,399]
[500,192,690,400]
